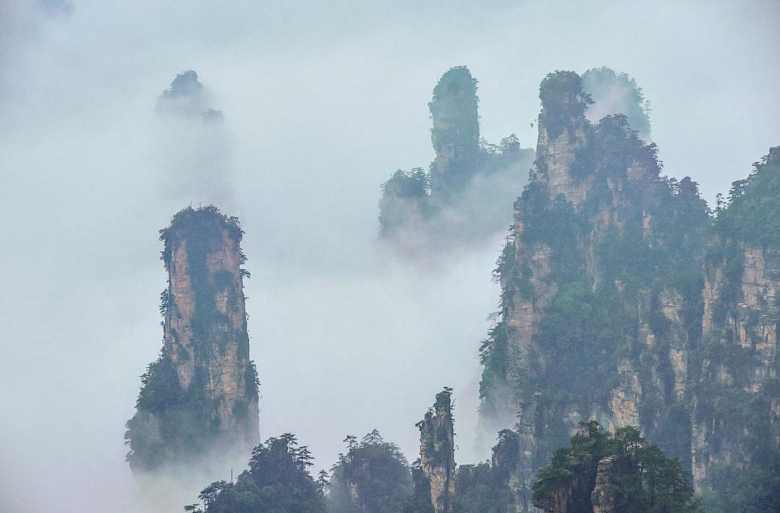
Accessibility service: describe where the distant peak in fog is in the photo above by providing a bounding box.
[157,70,224,122]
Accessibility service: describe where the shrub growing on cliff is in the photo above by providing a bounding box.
[403,460,436,513]
[715,147,780,247]
[379,168,431,237]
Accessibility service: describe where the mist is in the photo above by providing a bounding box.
[1,1,779,512]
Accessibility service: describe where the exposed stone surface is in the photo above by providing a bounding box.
[590,457,615,513]
[478,71,720,510]
[125,206,259,472]
[692,244,780,488]
[418,389,456,513]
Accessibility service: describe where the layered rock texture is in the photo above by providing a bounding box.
[379,66,533,249]
[125,206,259,472]
[415,389,457,513]
[478,70,780,510]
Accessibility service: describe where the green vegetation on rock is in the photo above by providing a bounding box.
[532,421,705,513]
[327,430,412,513]
[185,434,325,513]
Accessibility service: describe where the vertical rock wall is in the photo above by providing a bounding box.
[693,243,780,487]
[125,206,259,472]
[479,70,714,509]
[418,389,457,513]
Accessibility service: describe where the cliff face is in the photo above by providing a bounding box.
[478,70,774,509]
[417,389,456,513]
[125,206,259,472]
[690,147,780,498]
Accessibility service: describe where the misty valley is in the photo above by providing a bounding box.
[120,67,779,513]
[2,3,779,513]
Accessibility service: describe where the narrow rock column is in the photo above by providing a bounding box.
[125,206,259,472]
[429,66,481,197]
[417,388,456,513]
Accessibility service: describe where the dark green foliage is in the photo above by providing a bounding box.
[403,460,436,513]
[479,236,519,421]
[454,464,504,513]
[327,430,412,513]
[453,430,522,513]
[582,67,651,137]
[715,147,780,247]
[186,434,326,513]
[125,355,215,471]
[572,114,658,181]
[538,71,593,140]
[518,181,584,281]
[703,452,780,513]
[535,282,630,407]
[429,66,481,195]
[532,422,704,513]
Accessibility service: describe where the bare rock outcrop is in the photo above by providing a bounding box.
[417,388,456,513]
[125,206,259,472]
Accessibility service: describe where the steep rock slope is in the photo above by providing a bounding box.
[691,147,780,509]
[409,389,457,513]
[125,206,259,472]
[478,70,716,507]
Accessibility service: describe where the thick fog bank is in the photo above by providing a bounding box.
[1,1,779,512]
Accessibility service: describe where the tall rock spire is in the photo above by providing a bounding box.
[417,388,456,513]
[429,66,481,198]
[125,205,259,472]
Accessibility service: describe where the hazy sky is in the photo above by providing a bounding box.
[1,1,779,512]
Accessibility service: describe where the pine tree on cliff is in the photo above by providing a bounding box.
[125,206,259,472]
[185,434,326,513]
[532,421,704,513]
[327,430,412,513]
